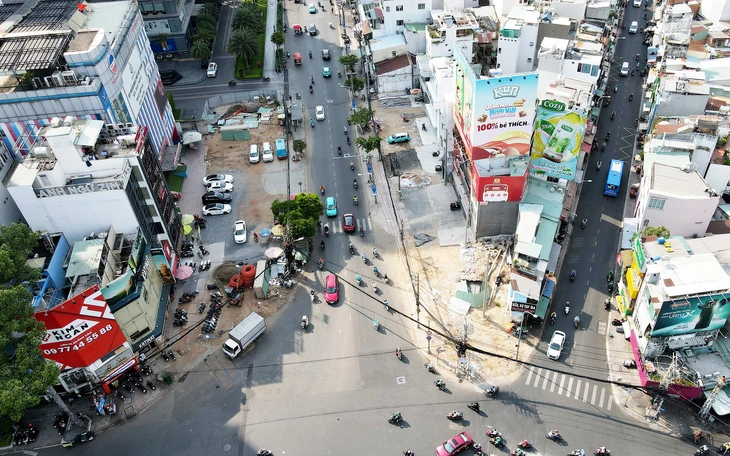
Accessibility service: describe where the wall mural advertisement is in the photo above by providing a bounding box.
[652,294,730,337]
[453,48,539,161]
[530,100,587,180]
[35,285,127,369]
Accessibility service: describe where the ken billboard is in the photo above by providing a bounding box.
[530,99,587,180]
[453,47,538,161]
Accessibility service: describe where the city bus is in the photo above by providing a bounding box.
[604,159,624,197]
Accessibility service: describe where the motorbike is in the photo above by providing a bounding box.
[350,161,354,170]
[425,362,436,373]
[309,51,312,58]
[550,314,556,325]
[310,290,316,303]
[570,270,576,282]
[518,441,532,449]
[608,281,615,292]
[610,112,615,120]
[356,274,362,285]
[546,431,562,441]
[309,85,313,94]
[167,350,177,361]
[510,450,526,456]
[569,451,586,456]
[359,224,363,237]
[604,298,611,310]
[491,436,505,448]
[320,241,325,251]
[347,136,350,145]
[353,179,358,189]
[404,451,414,456]
[320,186,325,195]
[228,79,236,86]
[388,413,403,424]
[594,448,611,456]
[324,226,330,237]
[446,411,463,421]
[596,160,602,170]
[486,429,501,438]
[574,316,580,328]
[565,302,570,314]
[349,244,354,254]
[485,385,499,397]
[581,218,587,229]
[695,445,710,456]
[353,196,358,205]
[467,402,480,412]
[395,348,402,360]
[146,380,156,390]
[318,259,324,270]
[258,450,273,456]
[373,319,379,330]
[301,316,308,332]
[198,302,206,313]
[629,93,634,101]
[262,75,270,82]
[435,380,446,391]
[344,126,348,135]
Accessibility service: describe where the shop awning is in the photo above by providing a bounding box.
[535,296,550,319]
[581,142,592,153]
[705,387,730,416]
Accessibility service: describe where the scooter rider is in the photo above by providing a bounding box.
[611,111,615,120]
[353,179,358,188]
[350,161,354,170]
[550,311,557,322]
[574,315,580,328]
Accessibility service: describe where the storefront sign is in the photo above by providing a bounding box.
[511,301,537,314]
[37,181,126,198]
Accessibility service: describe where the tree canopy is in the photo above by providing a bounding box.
[349,108,374,127]
[271,194,323,240]
[344,76,364,94]
[338,54,359,72]
[0,223,59,421]
[641,226,670,238]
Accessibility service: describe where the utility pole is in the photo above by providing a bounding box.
[699,375,726,420]
[412,272,420,325]
[482,255,491,319]
[660,352,678,391]
[515,311,526,361]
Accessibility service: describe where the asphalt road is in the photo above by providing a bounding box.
[538,2,649,383]
[20,5,704,456]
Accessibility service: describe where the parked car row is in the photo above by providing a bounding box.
[248,140,288,164]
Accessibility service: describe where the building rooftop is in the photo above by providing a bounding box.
[431,11,480,30]
[474,155,529,178]
[375,54,410,74]
[65,237,104,280]
[651,163,713,196]
[368,33,406,52]
[647,253,730,297]
[83,1,132,45]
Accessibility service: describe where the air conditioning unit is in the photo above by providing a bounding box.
[44,76,56,88]
[31,147,51,157]
[50,117,62,127]
[63,116,74,126]
[51,71,65,87]
[80,77,91,86]
[676,81,686,91]
[61,70,77,85]
[32,77,43,89]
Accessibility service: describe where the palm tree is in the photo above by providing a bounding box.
[201,2,219,19]
[157,33,169,51]
[232,4,260,32]
[196,12,217,30]
[227,28,259,70]
[190,40,211,63]
[194,28,215,44]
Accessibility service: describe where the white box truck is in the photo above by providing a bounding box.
[223,312,266,359]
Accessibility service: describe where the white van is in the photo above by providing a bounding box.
[620,62,629,76]
[249,144,260,164]
[633,0,641,6]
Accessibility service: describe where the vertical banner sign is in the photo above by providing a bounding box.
[530,99,587,180]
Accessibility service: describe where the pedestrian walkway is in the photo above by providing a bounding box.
[321,217,372,234]
[523,366,614,411]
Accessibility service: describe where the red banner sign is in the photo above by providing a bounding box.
[35,285,128,370]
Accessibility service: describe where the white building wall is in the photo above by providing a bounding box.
[561,59,601,85]
[705,164,730,194]
[498,37,520,74]
[378,66,412,94]
[382,0,432,35]
[9,186,139,243]
[517,26,539,73]
[551,0,587,21]
[491,0,521,19]
[699,0,730,25]
[641,191,720,237]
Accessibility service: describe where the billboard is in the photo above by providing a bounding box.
[122,48,150,118]
[530,100,587,180]
[652,294,730,337]
[474,172,529,202]
[454,48,539,161]
[35,285,128,370]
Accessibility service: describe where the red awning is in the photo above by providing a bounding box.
[374,6,384,18]
[581,142,592,153]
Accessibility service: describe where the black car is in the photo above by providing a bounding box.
[321,49,330,60]
[202,191,232,204]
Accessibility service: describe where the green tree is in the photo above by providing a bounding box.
[194,28,216,44]
[227,28,260,70]
[202,2,220,19]
[190,40,212,63]
[339,54,360,72]
[344,76,364,94]
[641,226,670,238]
[292,139,306,154]
[0,224,59,421]
[355,135,381,156]
[232,3,261,32]
[196,21,216,37]
[196,12,218,30]
[270,31,285,51]
[157,33,169,51]
[271,194,323,239]
[349,108,374,127]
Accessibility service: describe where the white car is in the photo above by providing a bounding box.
[234,220,247,244]
[547,330,566,360]
[633,0,641,6]
[202,203,231,216]
[249,144,260,164]
[207,62,218,77]
[629,21,638,34]
[203,174,233,185]
[315,105,325,121]
[262,142,274,162]
[206,182,233,193]
[620,62,629,76]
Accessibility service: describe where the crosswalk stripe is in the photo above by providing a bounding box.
[542,372,549,390]
[567,377,574,396]
[591,385,598,405]
[526,367,534,385]
[534,368,542,388]
[607,394,613,411]
[599,388,606,408]
[550,372,557,392]
[558,375,566,396]
[574,379,581,399]
[583,382,590,402]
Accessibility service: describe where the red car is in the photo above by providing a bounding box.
[325,274,339,304]
[343,213,355,233]
[436,431,473,456]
